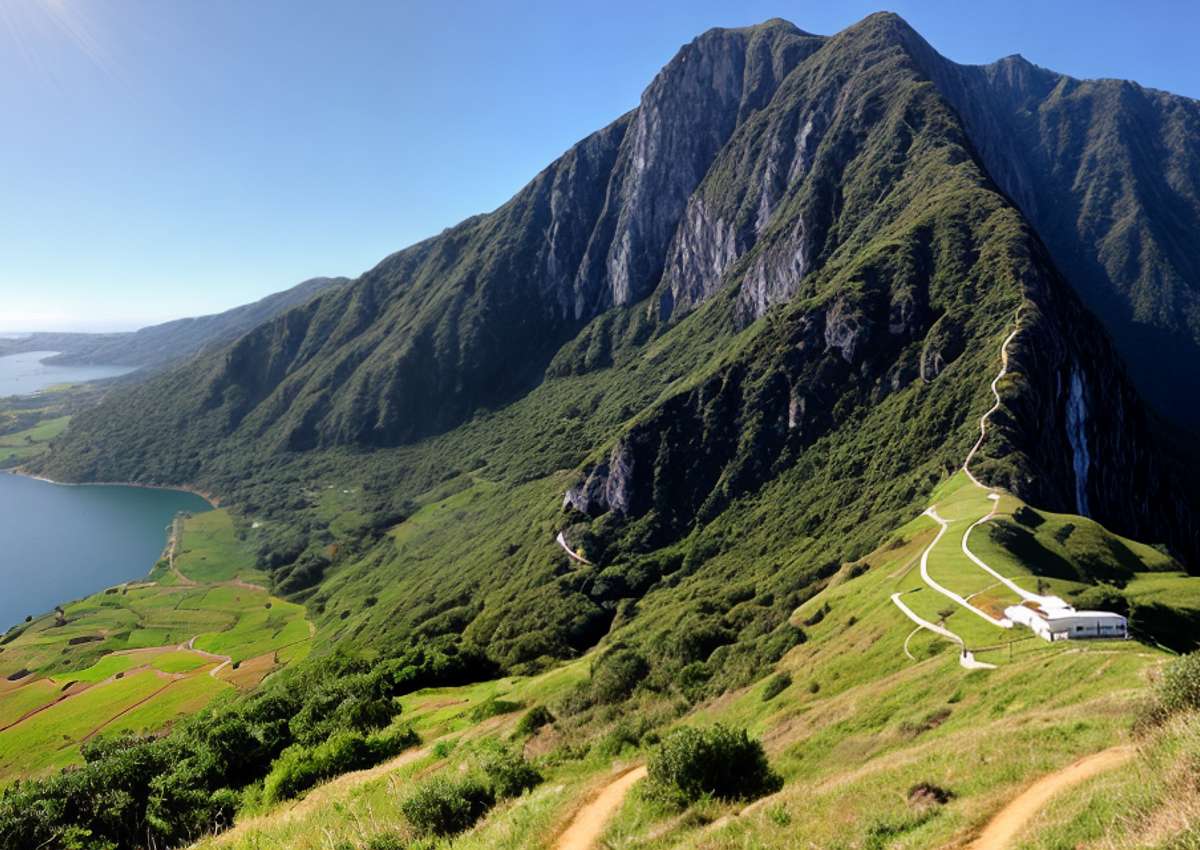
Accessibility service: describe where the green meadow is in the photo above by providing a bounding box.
[0,415,69,467]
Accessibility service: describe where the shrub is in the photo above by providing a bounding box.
[591,648,649,703]
[363,832,406,850]
[469,698,523,722]
[515,705,554,737]
[645,724,781,805]
[432,739,456,759]
[555,682,594,717]
[1160,652,1200,715]
[288,672,399,745]
[761,672,791,702]
[262,727,418,803]
[480,747,542,798]
[401,776,495,836]
[594,718,650,757]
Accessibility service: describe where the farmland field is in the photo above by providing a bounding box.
[0,508,311,783]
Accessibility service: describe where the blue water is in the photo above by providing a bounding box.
[0,351,136,397]
[0,474,212,630]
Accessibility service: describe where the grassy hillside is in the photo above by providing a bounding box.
[5,12,1200,849]
[177,480,1200,849]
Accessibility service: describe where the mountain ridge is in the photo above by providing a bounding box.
[0,276,350,373]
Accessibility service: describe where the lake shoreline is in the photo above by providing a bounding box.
[3,468,220,508]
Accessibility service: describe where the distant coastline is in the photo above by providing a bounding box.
[3,467,219,508]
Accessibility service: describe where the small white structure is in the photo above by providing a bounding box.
[1005,601,1127,641]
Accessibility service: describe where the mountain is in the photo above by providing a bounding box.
[9,14,1200,850]
[0,276,349,372]
[31,14,1199,663]
[927,53,1200,426]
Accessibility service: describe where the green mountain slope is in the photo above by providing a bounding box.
[30,12,1197,671]
[926,50,1200,426]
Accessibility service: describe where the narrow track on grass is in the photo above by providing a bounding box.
[960,495,1043,604]
[554,765,647,850]
[920,508,1012,628]
[76,678,177,744]
[204,743,435,846]
[556,531,593,565]
[968,745,1134,849]
[955,312,1058,608]
[187,635,233,678]
[0,682,88,732]
[204,714,517,846]
[894,313,1026,665]
[166,515,199,586]
[890,592,995,670]
[962,317,1022,487]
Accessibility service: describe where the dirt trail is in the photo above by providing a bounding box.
[165,516,198,586]
[968,746,1134,849]
[204,713,516,846]
[554,765,646,850]
[187,635,233,678]
[556,531,593,566]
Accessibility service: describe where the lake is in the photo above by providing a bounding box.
[0,474,212,630]
[0,351,136,397]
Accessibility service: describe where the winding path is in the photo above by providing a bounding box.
[919,509,1012,629]
[960,495,1043,605]
[962,319,1021,487]
[554,765,647,850]
[556,531,593,566]
[187,635,233,678]
[967,746,1134,849]
[955,313,1070,616]
[892,312,1023,667]
[889,593,995,670]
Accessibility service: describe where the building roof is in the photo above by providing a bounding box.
[1042,609,1126,622]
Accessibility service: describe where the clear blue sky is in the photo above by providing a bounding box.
[3,0,1197,332]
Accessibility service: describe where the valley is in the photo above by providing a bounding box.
[2,8,1200,850]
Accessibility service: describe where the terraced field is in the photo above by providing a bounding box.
[0,508,311,783]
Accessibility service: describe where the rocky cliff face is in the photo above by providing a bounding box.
[557,13,1200,567]
[576,23,821,312]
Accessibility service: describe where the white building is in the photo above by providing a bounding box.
[1004,601,1127,641]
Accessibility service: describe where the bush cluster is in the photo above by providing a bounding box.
[401,776,495,836]
[1161,652,1200,713]
[398,745,542,837]
[645,724,781,806]
[480,746,543,798]
[514,705,554,737]
[263,727,418,803]
[761,672,791,702]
